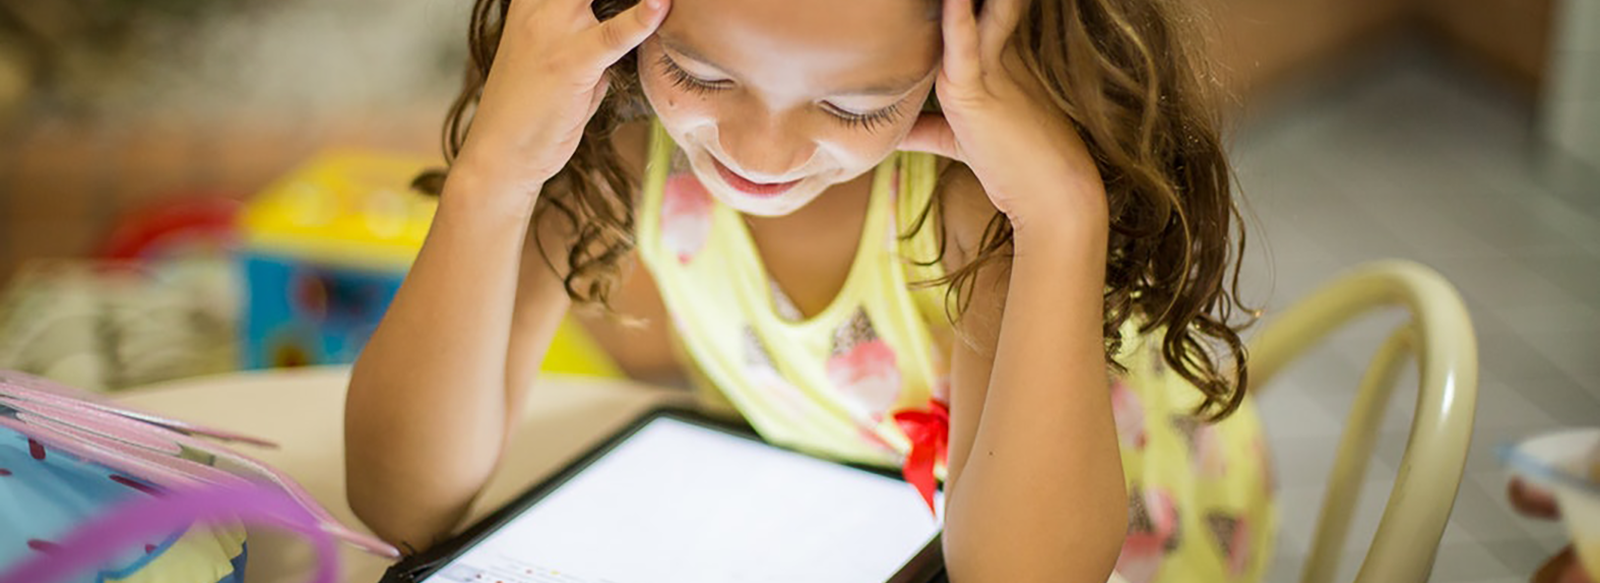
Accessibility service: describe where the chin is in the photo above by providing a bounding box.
[709,180,824,217]
[685,153,830,218]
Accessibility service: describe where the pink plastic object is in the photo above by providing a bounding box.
[0,370,398,559]
[0,483,340,583]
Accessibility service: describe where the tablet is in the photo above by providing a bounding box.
[382,407,945,583]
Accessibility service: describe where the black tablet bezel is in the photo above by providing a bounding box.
[380,404,945,583]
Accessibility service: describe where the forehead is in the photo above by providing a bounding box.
[659,0,940,87]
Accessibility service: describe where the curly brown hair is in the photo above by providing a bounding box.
[416,0,1257,421]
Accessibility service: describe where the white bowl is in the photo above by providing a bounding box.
[1500,428,1600,573]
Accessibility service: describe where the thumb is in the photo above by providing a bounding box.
[1563,563,1595,583]
[899,111,963,161]
[1509,477,1561,520]
[1534,546,1594,583]
[586,0,669,69]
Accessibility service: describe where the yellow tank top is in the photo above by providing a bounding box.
[634,120,1276,583]
[636,121,951,468]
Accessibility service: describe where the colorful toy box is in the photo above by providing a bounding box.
[238,151,617,376]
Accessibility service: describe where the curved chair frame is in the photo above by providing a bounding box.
[1248,260,1479,583]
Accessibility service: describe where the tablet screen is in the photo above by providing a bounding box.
[421,416,943,583]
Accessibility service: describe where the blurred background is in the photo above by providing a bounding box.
[0,0,1594,581]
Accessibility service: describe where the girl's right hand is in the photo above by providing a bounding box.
[455,0,668,197]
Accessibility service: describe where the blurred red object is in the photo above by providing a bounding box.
[99,196,243,261]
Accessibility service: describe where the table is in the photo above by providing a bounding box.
[116,366,692,583]
[116,368,1129,583]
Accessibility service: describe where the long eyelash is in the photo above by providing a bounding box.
[829,102,904,133]
[656,52,905,133]
[656,53,723,94]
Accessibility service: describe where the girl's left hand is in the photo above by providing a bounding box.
[900,0,1106,235]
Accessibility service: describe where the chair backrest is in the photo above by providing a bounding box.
[1247,260,1478,583]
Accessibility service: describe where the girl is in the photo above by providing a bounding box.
[344,0,1275,580]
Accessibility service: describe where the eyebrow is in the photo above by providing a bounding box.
[657,34,933,97]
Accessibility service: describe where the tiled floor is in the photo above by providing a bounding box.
[1231,46,1599,582]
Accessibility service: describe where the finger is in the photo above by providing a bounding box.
[899,111,963,161]
[506,0,550,25]
[585,72,610,121]
[1562,560,1596,583]
[977,0,1026,64]
[1534,546,1587,583]
[941,0,982,89]
[1509,477,1562,519]
[581,0,669,73]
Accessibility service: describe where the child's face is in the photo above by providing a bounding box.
[637,0,941,217]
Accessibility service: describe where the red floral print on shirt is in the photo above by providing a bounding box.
[858,427,898,453]
[1207,512,1252,577]
[1172,414,1228,478]
[1253,436,1276,498]
[1116,484,1182,583]
[661,173,714,264]
[826,308,902,423]
[1112,380,1148,450]
[742,326,812,421]
[890,161,903,200]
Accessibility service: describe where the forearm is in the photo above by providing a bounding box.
[345,169,542,547]
[944,223,1127,582]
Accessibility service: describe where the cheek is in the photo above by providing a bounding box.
[638,59,714,132]
[825,138,893,171]
[824,89,932,169]
[819,120,917,173]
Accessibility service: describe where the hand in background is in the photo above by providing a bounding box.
[1509,477,1594,583]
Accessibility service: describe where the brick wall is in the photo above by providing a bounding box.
[0,0,1564,287]
[1206,0,1413,92]
[1418,0,1557,91]
[1209,0,1556,94]
[0,109,444,285]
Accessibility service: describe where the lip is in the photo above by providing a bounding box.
[710,157,803,198]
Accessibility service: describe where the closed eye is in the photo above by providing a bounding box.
[822,101,904,133]
[655,53,909,134]
[657,53,729,93]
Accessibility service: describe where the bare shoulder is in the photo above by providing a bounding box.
[521,120,652,276]
[527,119,652,251]
[610,119,653,186]
[935,160,1005,271]
[583,119,684,383]
[931,160,1011,349]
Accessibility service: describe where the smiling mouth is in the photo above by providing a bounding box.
[710,157,803,197]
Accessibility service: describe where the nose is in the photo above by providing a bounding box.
[716,112,815,182]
